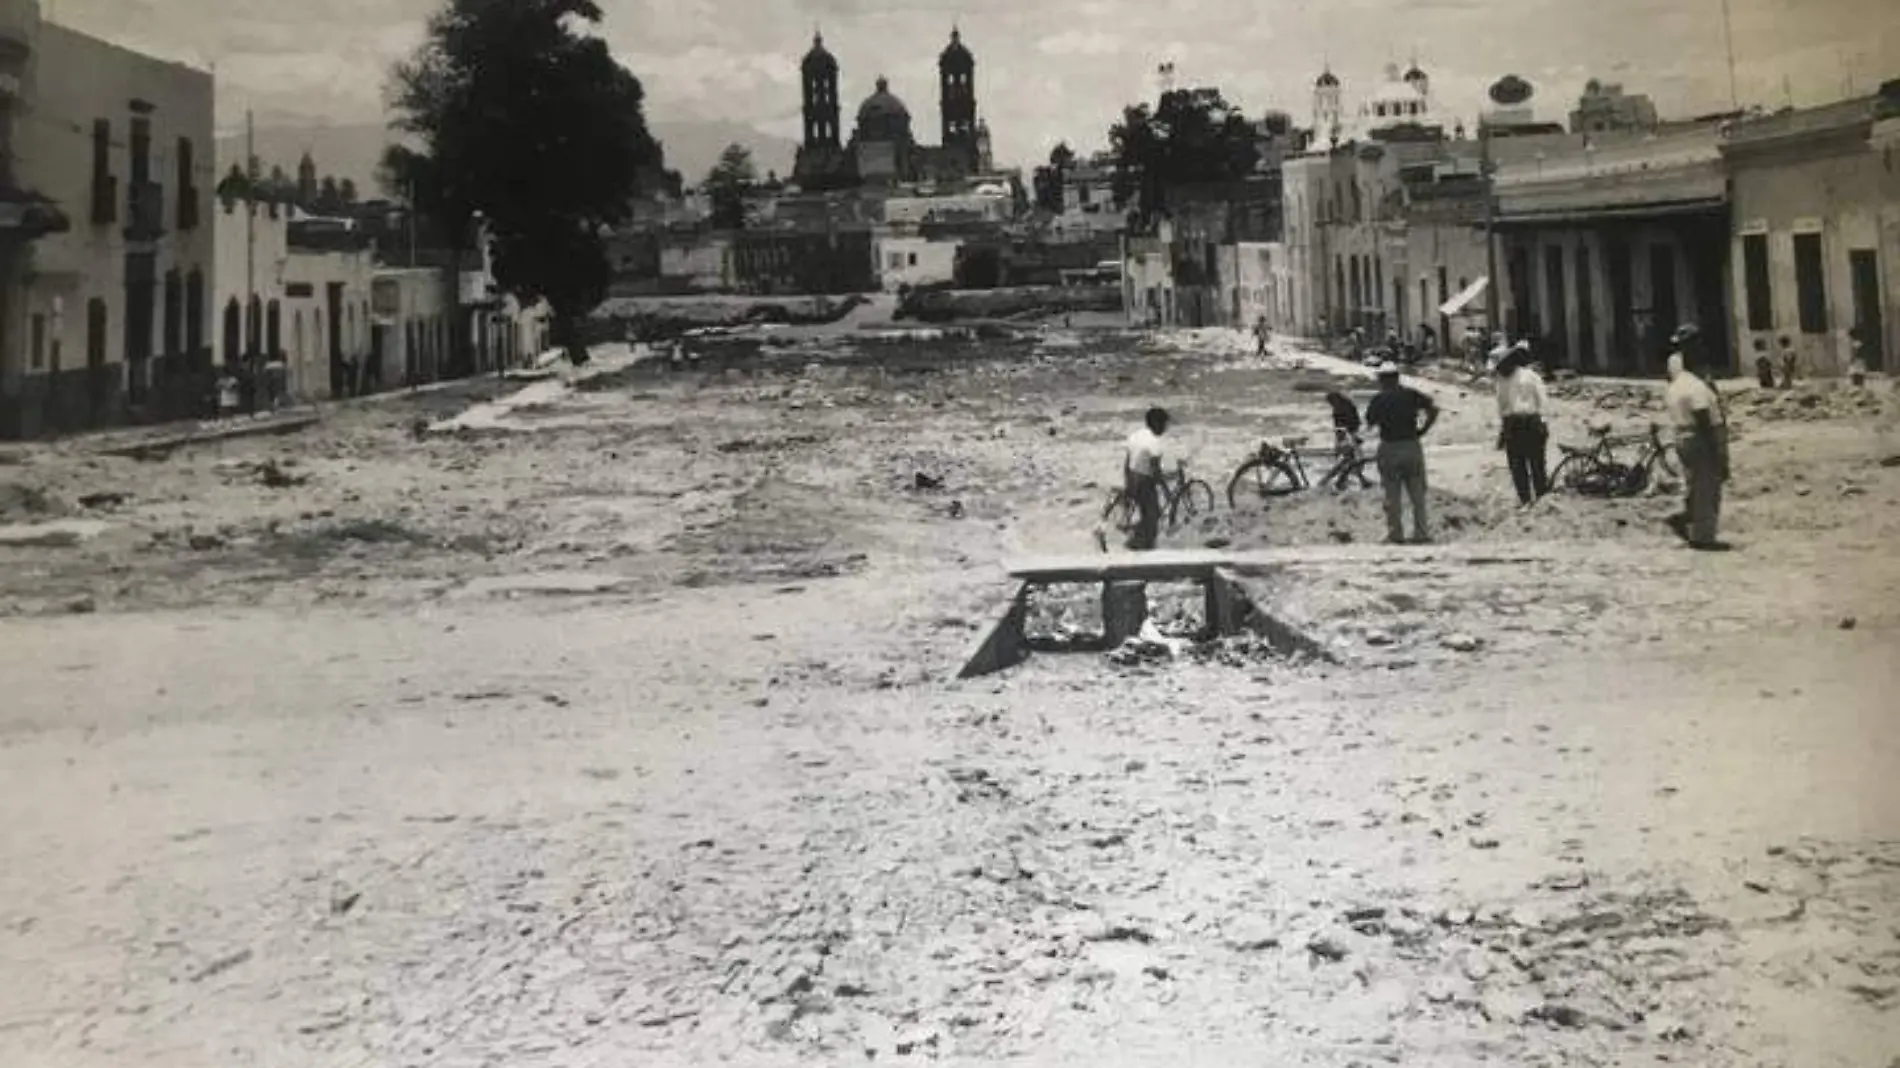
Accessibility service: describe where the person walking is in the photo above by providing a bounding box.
[1662,325,1730,551]
[1364,363,1438,544]
[1495,341,1551,505]
[1121,406,1171,552]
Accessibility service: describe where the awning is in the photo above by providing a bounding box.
[1493,198,1726,228]
[1439,276,1488,317]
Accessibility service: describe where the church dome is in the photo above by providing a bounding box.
[802,32,836,74]
[1316,68,1339,88]
[857,76,910,123]
[1404,63,1428,84]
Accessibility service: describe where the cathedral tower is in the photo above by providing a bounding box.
[801,30,840,150]
[938,27,976,166]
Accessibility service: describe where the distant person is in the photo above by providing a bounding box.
[1848,326,1868,387]
[1364,363,1438,544]
[1121,406,1171,552]
[1778,335,1797,389]
[1663,325,1730,551]
[1495,341,1551,505]
[1752,338,1776,388]
[1253,316,1271,357]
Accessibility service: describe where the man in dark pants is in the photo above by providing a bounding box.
[1122,406,1170,551]
[1494,341,1551,504]
[1364,363,1439,543]
[1663,325,1730,551]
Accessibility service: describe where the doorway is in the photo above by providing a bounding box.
[124,253,155,410]
[1850,248,1885,371]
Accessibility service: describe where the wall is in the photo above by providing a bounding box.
[211,196,290,365]
[1279,154,1337,336]
[1726,115,1899,375]
[1121,226,1174,326]
[279,243,373,401]
[658,236,730,291]
[884,192,1009,225]
[1403,216,1488,348]
[874,234,958,291]
[1216,242,1286,331]
[368,268,450,391]
[3,16,216,438]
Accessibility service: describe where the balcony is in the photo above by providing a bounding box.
[125,179,164,241]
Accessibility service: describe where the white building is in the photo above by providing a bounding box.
[2,1,216,437]
[874,233,957,291]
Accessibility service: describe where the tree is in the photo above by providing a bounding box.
[705,142,755,230]
[317,175,342,213]
[338,178,359,206]
[1108,87,1258,227]
[388,0,662,365]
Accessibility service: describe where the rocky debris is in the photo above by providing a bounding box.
[1439,632,1482,652]
[0,519,110,548]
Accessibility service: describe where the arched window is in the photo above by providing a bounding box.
[266,300,282,356]
[222,298,241,365]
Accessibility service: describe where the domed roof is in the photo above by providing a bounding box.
[1404,63,1428,83]
[802,31,836,73]
[857,76,910,123]
[1315,68,1339,88]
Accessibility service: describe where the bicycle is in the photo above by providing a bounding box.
[1549,421,1680,497]
[1103,461,1217,533]
[1226,430,1375,508]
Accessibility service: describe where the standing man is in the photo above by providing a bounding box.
[1495,340,1551,505]
[1253,316,1271,357]
[1663,325,1730,551]
[1364,363,1438,544]
[1122,406,1171,551]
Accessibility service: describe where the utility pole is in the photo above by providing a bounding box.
[1481,111,1500,342]
[1719,0,1740,110]
[245,108,255,363]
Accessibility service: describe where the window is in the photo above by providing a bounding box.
[177,138,199,231]
[1576,245,1595,367]
[30,314,45,370]
[91,119,116,225]
[1741,233,1772,331]
[185,270,205,358]
[908,253,918,267]
[1793,233,1826,333]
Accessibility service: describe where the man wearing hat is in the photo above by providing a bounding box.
[1662,324,1730,550]
[1494,339,1551,505]
[1364,362,1440,544]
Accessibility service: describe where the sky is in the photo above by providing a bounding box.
[45,0,1900,168]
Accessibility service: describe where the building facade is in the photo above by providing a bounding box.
[2,4,215,438]
[1491,122,1730,373]
[792,28,992,190]
[1570,79,1660,135]
[1723,90,1899,375]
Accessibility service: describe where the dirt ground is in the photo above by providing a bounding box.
[3,326,1899,1067]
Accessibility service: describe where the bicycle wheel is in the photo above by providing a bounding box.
[1102,489,1136,531]
[1651,443,1680,479]
[1549,454,1590,493]
[1172,479,1217,526]
[1226,457,1301,508]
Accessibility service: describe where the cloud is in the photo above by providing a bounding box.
[39,0,1900,169]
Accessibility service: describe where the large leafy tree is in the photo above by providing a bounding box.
[705,142,755,230]
[387,0,662,364]
[1109,87,1258,228]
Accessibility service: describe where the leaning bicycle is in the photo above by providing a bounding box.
[1103,461,1217,532]
[1227,430,1375,508]
[1549,422,1679,497]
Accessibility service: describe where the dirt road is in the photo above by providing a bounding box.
[2,328,1898,1066]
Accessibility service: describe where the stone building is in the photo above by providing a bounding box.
[1722,88,1899,375]
[791,28,993,191]
[1,0,216,438]
[1569,79,1660,135]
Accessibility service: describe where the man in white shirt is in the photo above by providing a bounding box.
[1495,340,1551,504]
[1122,407,1170,551]
[1662,325,1730,551]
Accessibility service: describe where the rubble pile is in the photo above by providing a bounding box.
[1732,381,1896,424]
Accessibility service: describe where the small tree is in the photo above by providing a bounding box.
[388,0,661,365]
[316,176,343,214]
[338,178,359,206]
[706,142,755,230]
[1032,141,1076,214]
